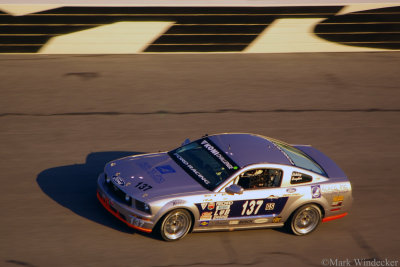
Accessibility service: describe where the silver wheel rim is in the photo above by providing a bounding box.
[163,211,190,240]
[293,207,320,234]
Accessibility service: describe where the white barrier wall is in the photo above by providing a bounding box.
[0,3,399,53]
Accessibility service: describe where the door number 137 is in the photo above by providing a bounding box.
[241,200,275,216]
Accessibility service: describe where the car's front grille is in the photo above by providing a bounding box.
[104,179,132,206]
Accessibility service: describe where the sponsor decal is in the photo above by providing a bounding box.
[213,201,232,219]
[200,221,209,226]
[291,176,302,182]
[291,172,313,184]
[322,183,350,194]
[239,219,253,224]
[138,162,165,184]
[229,220,239,225]
[216,205,231,210]
[213,209,230,220]
[311,185,322,199]
[173,153,211,185]
[286,188,297,193]
[254,218,269,224]
[331,195,344,207]
[217,201,233,205]
[112,176,125,186]
[290,176,302,184]
[195,197,288,220]
[333,196,344,202]
[265,203,275,211]
[216,201,233,211]
[172,200,185,206]
[213,215,229,220]
[155,165,176,174]
[272,217,282,223]
[200,212,213,221]
[200,139,234,170]
[211,220,229,225]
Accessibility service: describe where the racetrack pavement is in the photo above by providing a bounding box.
[0,53,399,267]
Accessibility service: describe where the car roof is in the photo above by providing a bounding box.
[208,133,292,168]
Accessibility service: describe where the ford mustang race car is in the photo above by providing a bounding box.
[97,133,352,241]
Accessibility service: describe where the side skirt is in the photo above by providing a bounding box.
[193,222,285,232]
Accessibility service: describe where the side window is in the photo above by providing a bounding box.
[237,169,283,189]
[290,171,313,184]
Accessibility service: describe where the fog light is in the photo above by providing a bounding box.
[144,203,151,212]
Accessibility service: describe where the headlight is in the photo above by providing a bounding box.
[105,173,111,183]
[135,200,151,214]
[144,203,151,213]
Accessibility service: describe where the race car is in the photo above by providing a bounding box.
[97,133,352,241]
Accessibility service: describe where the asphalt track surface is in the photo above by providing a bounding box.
[0,53,399,267]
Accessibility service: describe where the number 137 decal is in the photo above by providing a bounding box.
[195,197,288,219]
[241,200,276,216]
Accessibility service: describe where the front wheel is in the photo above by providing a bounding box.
[159,209,192,241]
[288,204,322,235]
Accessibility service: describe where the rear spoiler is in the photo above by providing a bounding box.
[293,145,347,179]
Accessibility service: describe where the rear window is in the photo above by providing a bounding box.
[270,140,327,176]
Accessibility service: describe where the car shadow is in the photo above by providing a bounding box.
[273,226,292,235]
[36,151,154,236]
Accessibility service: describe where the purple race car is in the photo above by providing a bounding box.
[97,133,352,241]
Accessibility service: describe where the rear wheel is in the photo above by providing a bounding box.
[289,204,322,235]
[159,209,192,241]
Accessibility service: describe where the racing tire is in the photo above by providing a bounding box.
[158,209,192,241]
[287,204,322,235]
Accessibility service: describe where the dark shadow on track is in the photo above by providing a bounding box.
[36,151,152,235]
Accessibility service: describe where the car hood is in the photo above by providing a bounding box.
[104,152,208,201]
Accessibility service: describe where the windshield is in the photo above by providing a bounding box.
[270,140,327,176]
[168,138,239,190]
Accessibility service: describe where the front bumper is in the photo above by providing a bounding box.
[97,173,154,233]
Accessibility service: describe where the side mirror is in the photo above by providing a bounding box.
[225,184,244,195]
[181,138,191,146]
